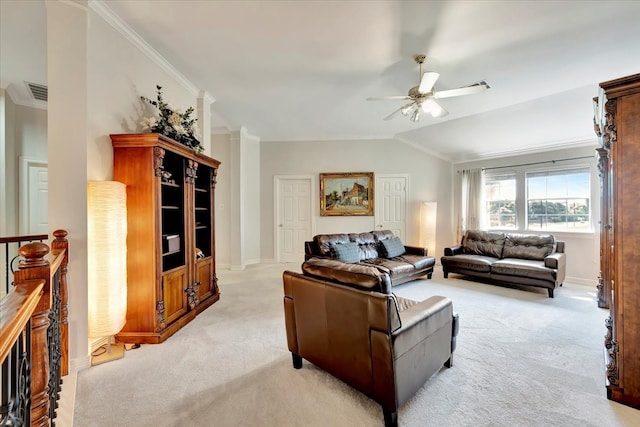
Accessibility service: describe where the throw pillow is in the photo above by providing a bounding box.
[331,242,361,263]
[381,236,406,258]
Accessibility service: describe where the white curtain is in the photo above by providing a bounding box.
[457,168,485,243]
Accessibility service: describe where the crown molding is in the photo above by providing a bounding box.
[89,0,199,98]
[198,90,216,105]
[453,137,599,164]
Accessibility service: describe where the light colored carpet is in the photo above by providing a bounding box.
[74,264,640,426]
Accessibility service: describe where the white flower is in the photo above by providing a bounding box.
[140,116,157,131]
[168,112,182,126]
[173,124,187,135]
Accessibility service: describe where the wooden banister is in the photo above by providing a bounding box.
[6,229,70,427]
[0,280,44,363]
[0,279,45,426]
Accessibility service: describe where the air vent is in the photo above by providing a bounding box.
[26,82,48,102]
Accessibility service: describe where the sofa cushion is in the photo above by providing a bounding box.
[399,254,436,271]
[315,233,350,256]
[441,254,496,273]
[331,242,360,263]
[491,258,557,282]
[380,236,406,258]
[462,230,506,258]
[502,233,556,261]
[362,258,415,278]
[302,257,392,294]
[348,232,379,260]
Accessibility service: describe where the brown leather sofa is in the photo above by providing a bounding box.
[304,230,436,286]
[283,259,459,427]
[441,230,566,297]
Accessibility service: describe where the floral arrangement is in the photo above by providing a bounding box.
[140,85,204,153]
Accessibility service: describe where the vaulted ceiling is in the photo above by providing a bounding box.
[2,1,640,162]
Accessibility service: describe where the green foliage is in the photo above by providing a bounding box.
[140,85,204,153]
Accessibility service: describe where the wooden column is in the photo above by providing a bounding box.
[14,243,51,427]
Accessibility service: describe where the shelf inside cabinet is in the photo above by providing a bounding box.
[162,249,181,257]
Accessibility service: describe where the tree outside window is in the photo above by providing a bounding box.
[526,167,590,231]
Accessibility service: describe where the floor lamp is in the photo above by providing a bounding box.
[88,181,128,365]
[420,202,437,257]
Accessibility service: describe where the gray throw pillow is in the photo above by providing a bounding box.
[381,236,406,258]
[331,242,361,263]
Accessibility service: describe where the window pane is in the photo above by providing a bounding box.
[526,167,591,231]
[484,173,516,229]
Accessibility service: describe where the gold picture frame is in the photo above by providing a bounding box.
[320,172,374,216]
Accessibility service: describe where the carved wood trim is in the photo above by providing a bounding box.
[186,159,198,184]
[211,166,218,190]
[602,99,617,150]
[185,282,200,310]
[156,300,166,331]
[154,147,166,177]
[606,340,619,386]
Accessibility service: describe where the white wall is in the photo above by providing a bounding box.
[43,1,218,371]
[211,132,231,268]
[260,138,454,262]
[0,89,18,235]
[87,10,200,180]
[243,129,261,265]
[15,104,47,160]
[454,144,600,285]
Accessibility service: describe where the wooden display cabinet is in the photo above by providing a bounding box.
[111,133,221,344]
[594,74,640,409]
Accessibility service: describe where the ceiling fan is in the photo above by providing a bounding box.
[368,55,490,122]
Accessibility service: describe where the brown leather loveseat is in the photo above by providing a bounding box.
[441,230,566,297]
[283,259,459,427]
[304,230,436,285]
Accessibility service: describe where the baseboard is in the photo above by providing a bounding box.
[566,276,596,287]
[69,355,91,374]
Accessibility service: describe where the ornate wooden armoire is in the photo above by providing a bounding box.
[594,73,640,408]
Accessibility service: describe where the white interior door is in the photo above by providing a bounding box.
[20,158,48,234]
[375,175,407,242]
[275,176,313,263]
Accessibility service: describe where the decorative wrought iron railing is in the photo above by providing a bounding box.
[1,230,69,427]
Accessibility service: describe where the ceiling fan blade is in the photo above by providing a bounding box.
[367,96,411,101]
[433,81,489,99]
[383,102,416,121]
[418,72,440,94]
[421,98,449,118]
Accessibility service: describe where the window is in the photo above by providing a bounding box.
[484,172,516,229]
[526,167,590,231]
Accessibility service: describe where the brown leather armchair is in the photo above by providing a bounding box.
[283,267,458,427]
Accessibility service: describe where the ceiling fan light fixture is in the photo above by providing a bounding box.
[401,103,415,116]
[368,54,486,122]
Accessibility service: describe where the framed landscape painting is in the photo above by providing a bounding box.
[320,172,374,216]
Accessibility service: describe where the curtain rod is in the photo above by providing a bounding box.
[481,155,593,171]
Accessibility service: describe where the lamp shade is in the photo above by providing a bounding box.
[87,181,127,339]
[420,202,437,256]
